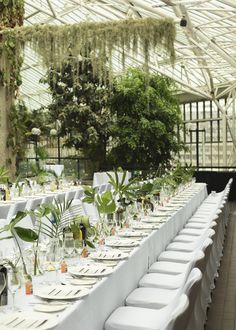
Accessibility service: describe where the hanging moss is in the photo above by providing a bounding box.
[0,0,24,29]
[1,17,176,87]
[0,0,24,90]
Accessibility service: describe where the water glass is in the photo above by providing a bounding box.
[7,269,21,311]
[63,233,75,258]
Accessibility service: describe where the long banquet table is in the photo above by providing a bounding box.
[13,183,207,330]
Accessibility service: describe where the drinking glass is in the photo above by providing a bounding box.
[47,238,63,283]
[8,269,21,311]
[63,233,75,262]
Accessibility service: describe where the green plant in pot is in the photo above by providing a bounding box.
[107,169,138,225]
[69,214,96,249]
[0,211,38,279]
[95,191,116,239]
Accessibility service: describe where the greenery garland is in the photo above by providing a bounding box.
[1,17,176,87]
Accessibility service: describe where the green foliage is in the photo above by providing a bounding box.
[171,163,195,185]
[0,166,9,183]
[41,55,112,169]
[1,17,175,88]
[95,191,116,214]
[14,226,38,242]
[30,164,49,186]
[0,0,24,89]
[82,185,96,204]
[107,169,138,202]
[7,101,50,169]
[108,68,184,172]
[0,210,38,276]
[32,199,73,239]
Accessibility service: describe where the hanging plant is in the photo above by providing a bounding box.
[1,17,176,88]
[0,0,24,90]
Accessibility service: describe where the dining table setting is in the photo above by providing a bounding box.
[0,176,208,330]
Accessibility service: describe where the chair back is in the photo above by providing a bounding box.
[164,294,189,330]
[171,269,202,330]
[6,200,27,224]
[74,188,84,200]
[195,238,213,273]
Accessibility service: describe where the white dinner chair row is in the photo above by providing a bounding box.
[104,178,233,330]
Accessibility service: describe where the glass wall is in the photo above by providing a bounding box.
[179,97,236,169]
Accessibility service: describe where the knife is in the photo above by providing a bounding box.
[26,320,38,328]
[48,288,56,295]
[65,290,73,296]
[5,317,19,326]
[74,289,81,295]
[36,319,48,328]
[12,319,26,328]
[53,289,62,296]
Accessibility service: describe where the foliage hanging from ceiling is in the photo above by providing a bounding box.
[1,17,176,88]
[0,0,24,90]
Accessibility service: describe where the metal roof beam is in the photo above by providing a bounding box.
[25,0,68,24]
[195,27,236,69]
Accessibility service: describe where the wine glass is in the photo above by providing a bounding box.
[7,269,21,311]
[47,238,63,283]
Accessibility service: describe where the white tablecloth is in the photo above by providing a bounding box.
[14,183,207,330]
[93,171,132,187]
[43,164,64,176]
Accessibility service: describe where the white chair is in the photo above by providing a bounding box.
[74,188,84,200]
[158,236,213,264]
[0,203,14,220]
[65,190,76,202]
[126,268,202,310]
[105,294,189,330]
[42,195,55,204]
[5,200,27,224]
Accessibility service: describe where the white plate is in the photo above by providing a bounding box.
[90,250,128,261]
[0,312,59,329]
[69,278,97,285]
[69,265,113,277]
[105,238,140,248]
[132,223,160,230]
[34,304,67,313]
[141,217,166,223]
[34,285,89,300]
[117,231,148,238]
[148,213,170,217]
[158,206,179,210]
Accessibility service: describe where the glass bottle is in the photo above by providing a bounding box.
[0,262,7,305]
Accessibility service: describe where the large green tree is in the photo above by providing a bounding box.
[108,68,183,171]
[41,55,112,170]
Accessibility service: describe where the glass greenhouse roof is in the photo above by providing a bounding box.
[20,0,236,109]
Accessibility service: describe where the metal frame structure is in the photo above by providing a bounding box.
[20,0,236,167]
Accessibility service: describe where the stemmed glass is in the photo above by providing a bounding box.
[47,238,63,283]
[63,233,75,265]
[7,269,21,311]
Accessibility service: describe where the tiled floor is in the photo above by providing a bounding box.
[206,202,236,330]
